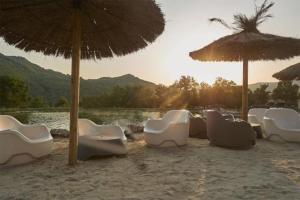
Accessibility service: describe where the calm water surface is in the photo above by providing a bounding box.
[1,108,241,130]
[1,109,172,130]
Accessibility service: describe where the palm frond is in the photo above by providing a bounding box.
[209,18,234,30]
[254,0,274,26]
[209,0,275,33]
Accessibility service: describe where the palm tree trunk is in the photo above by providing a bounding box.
[69,8,81,165]
[242,58,249,121]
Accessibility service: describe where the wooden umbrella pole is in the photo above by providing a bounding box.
[69,7,81,165]
[242,58,249,121]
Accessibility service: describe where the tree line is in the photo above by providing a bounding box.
[0,76,69,108]
[0,75,299,109]
[81,76,299,109]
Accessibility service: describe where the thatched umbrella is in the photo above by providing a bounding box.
[273,63,300,81]
[189,0,300,120]
[0,0,165,165]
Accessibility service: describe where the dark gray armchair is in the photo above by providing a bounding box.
[207,111,256,149]
[189,116,208,139]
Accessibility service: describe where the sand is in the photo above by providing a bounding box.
[0,137,300,200]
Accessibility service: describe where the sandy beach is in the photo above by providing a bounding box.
[0,136,300,200]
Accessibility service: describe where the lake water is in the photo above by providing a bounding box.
[1,108,240,130]
[0,109,172,130]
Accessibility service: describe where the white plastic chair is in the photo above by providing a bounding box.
[0,115,53,166]
[144,110,190,147]
[248,108,268,125]
[263,108,300,142]
[77,119,127,160]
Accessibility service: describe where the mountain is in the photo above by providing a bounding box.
[248,82,278,92]
[249,81,300,92]
[0,53,155,102]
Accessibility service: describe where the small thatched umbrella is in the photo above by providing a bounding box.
[189,0,300,120]
[273,63,300,81]
[0,0,165,165]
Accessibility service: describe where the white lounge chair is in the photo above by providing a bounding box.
[144,110,190,147]
[263,108,300,142]
[78,119,127,160]
[0,115,53,166]
[248,108,268,125]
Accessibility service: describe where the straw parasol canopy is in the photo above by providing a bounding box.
[273,63,300,81]
[0,0,165,165]
[0,0,165,59]
[190,32,300,62]
[189,0,300,121]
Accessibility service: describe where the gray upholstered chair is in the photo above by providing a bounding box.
[207,111,256,149]
[189,116,208,139]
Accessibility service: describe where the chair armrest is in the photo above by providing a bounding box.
[20,124,49,131]
[226,120,255,140]
[144,119,165,131]
[19,125,51,140]
[263,117,281,135]
[263,117,300,142]
[248,115,260,124]
[167,122,189,131]
[161,122,190,139]
[263,117,300,133]
[97,125,125,139]
[0,129,32,143]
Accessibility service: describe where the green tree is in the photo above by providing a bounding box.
[156,85,181,108]
[155,84,169,108]
[252,84,270,106]
[55,96,69,107]
[210,77,237,107]
[30,96,49,108]
[173,76,199,108]
[229,86,242,108]
[272,81,299,106]
[213,77,236,88]
[198,82,211,107]
[81,96,107,108]
[173,76,199,92]
[0,76,29,108]
[108,86,132,107]
[134,87,158,108]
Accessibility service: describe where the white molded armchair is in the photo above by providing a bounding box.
[263,108,300,142]
[77,119,127,160]
[0,115,53,166]
[248,108,268,125]
[144,110,190,147]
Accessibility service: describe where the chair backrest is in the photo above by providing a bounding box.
[248,108,268,123]
[162,110,190,124]
[206,111,224,123]
[206,110,227,140]
[264,108,300,129]
[78,119,96,136]
[202,109,214,118]
[222,113,235,121]
[0,115,21,131]
[78,119,125,139]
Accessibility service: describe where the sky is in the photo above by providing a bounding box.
[1,0,300,85]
